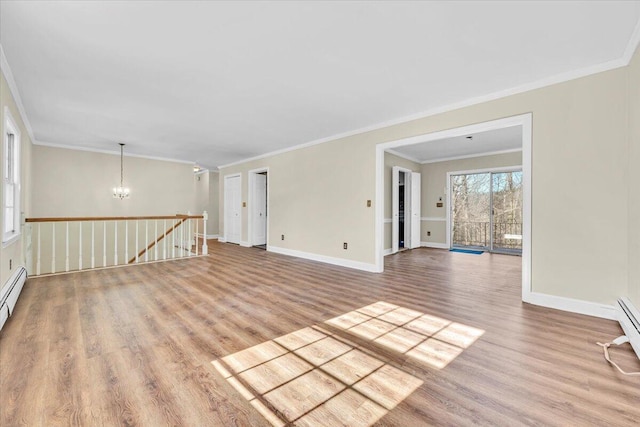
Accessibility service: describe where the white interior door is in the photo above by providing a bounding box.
[410,172,421,249]
[253,174,267,246]
[391,166,400,254]
[224,175,241,244]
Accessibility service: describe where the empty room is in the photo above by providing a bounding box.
[1,1,639,426]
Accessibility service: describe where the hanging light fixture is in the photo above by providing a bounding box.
[113,143,130,199]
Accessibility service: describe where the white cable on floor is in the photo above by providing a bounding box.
[596,336,640,376]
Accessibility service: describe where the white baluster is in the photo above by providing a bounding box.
[180,218,184,257]
[125,221,129,264]
[172,219,176,259]
[114,221,118,265]
[195,218,199,256]
[51,223,56,274]
[78,222,83,270]
[65,222,70,272]
[36,223,41,275]
[145,220,149,262]
[189,217,192,254]
[135,220,139,263]
[25,224,33,274]
[103,222,107,267]
[154,220,158,261]
[202,211,208,255]
[91,221,95,269]
[188,211,193,257]
[163,219,167,260]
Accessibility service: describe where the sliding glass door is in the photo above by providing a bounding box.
[451,169,522,254]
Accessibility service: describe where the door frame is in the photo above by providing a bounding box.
[375,113,532,303]
[410,171,421,250]
[223,173,242,244]
[446,165,522,252]
[392,166,414,254]
[248,167,270,248]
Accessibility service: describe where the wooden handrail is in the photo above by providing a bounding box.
[26,214,204,223]
[128,218,188,264]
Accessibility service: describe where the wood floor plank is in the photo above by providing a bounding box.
[1,241,639,426]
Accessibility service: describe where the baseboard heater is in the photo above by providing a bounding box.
[0,266,27,331]
[617,297,640,360]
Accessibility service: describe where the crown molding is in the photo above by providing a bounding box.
[385,149,422,164]
[33,140,195,165]
[622,14,640,65]
[420,148,523,164]
[0,44,36,144]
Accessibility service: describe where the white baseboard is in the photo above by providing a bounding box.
[421,242,449,249]
[219,238,250,247]
[383,248,393,256]
[268,246,378,273]
[196,233,219,239]
[420,217,446,222]
[524,291,616,320]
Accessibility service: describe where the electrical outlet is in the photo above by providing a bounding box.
[427,231,431,236]
[343,242,348,250]
[367,200,371,207]
[281,234,285,240]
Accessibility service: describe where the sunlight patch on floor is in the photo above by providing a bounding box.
[212,324,422,427]
[326,301,484,369]
[212,302,481,426]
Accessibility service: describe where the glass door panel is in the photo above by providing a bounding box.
[491,171,523,254]
[451,173,491,249]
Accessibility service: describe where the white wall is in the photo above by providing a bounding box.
[219,140,376,265]
[628,45,640,307]
[31,145,197,217]
[194,170,219,236]
[208,172,220,236]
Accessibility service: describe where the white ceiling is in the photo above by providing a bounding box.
[390,125,522,163]
[1,1,639,169]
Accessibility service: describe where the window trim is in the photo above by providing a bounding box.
[3,107,21,246]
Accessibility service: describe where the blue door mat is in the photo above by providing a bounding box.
[450,248,485,255]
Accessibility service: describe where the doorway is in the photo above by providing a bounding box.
[248,168,269,249]
[449,168,522,254]
[224,174,242,244]
[392,166,421,254]
[375,113,531,301]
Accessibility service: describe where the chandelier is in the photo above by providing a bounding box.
[113,143,130,199]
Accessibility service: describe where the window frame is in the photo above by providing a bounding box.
[3,107,21,245]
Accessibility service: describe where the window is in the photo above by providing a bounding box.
[3,109,20,244]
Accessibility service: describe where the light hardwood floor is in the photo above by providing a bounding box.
[1,241,639,426]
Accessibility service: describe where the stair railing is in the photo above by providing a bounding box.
[25,211,208,276]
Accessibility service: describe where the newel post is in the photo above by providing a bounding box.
[202,211,208,255]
